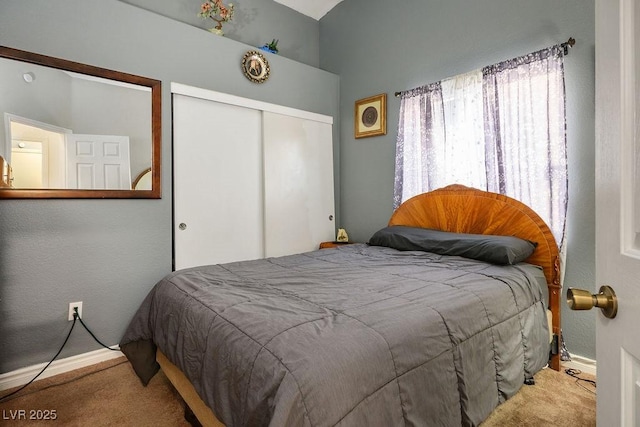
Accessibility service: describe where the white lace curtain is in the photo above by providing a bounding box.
[394,45,568,247]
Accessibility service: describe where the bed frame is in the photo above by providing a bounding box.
[157,350,224,427]
[157,184,561,426]
[389,185,561,371]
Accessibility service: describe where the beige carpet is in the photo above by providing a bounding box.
[482,366,596,426]
[0,358,189,426]
[0,357,595,426]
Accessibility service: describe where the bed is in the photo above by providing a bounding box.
[120,185,561,427]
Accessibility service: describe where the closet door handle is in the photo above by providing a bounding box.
[179,223,187,230]
[328,215,334,221]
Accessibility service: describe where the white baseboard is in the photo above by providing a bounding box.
[0,346,123,391]
[562,353,597,376]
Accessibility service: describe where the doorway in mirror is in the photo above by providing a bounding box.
[7,115,69,189]
[7,114,133,190]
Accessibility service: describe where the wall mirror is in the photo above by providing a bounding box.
[0,46,161,199]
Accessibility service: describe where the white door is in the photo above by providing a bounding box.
[595,0,640,424]
[263,112,336,257]
[173,94,264,270]
[66,134,131,189]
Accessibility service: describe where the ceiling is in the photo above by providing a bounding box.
[273,0,343,20]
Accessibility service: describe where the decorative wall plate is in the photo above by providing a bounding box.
[241,50,270,83]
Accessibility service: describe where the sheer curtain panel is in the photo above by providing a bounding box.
[394,45,568,247]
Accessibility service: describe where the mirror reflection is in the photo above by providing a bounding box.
[0,46,161,199]
[132,167,152,190]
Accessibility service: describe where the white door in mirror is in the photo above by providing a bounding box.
[65,134,131,190]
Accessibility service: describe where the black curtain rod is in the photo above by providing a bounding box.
[394,37,576,98]
[561,37,576,55]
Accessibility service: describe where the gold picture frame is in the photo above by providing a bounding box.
[241,50,270,83]
[354,93,387,138]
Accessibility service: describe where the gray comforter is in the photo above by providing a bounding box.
[120,244,549,427]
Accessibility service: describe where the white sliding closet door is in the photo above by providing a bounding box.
[263,112,335,257]
[173,94,264,270]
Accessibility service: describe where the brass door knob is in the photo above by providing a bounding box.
[566,285,618,319]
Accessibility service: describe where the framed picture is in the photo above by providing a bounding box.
[241,50,270,83]
[354,93,387,138]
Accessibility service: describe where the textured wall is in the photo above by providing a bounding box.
[0,0,338,373]
[119,0,320,67]
[320,0,596,359]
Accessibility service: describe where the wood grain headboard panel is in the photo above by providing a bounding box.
[389,184,559,285]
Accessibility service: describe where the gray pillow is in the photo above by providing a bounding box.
[368,225,537,265]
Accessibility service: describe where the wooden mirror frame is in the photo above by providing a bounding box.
[0,46,161,199]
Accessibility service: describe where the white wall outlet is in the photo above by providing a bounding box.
[68,301,83,321]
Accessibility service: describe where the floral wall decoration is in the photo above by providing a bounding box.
[199,0,234,35]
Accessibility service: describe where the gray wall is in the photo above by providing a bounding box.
[320,0,596,360]
[119,0,320,67]
[0,60,72,160]
[0,0,339,373]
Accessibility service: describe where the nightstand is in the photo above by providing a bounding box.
[319,241,353,249]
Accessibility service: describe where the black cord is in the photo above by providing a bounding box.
[564,368,596,394]
[74,308,119,352]
[0,316,77,402]
[1,309,121,402]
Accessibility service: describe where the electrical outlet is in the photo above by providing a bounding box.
[68,301,83,321]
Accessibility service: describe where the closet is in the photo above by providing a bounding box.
[172,84,335,270]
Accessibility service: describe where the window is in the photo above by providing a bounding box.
[394,45,568,247]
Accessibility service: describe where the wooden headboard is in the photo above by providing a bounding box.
[389,184,562,370]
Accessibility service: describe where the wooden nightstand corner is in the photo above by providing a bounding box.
[319,241,353,249]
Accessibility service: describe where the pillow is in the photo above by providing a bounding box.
[368,225,537,265]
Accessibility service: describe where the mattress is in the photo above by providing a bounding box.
[120,244,550,426]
